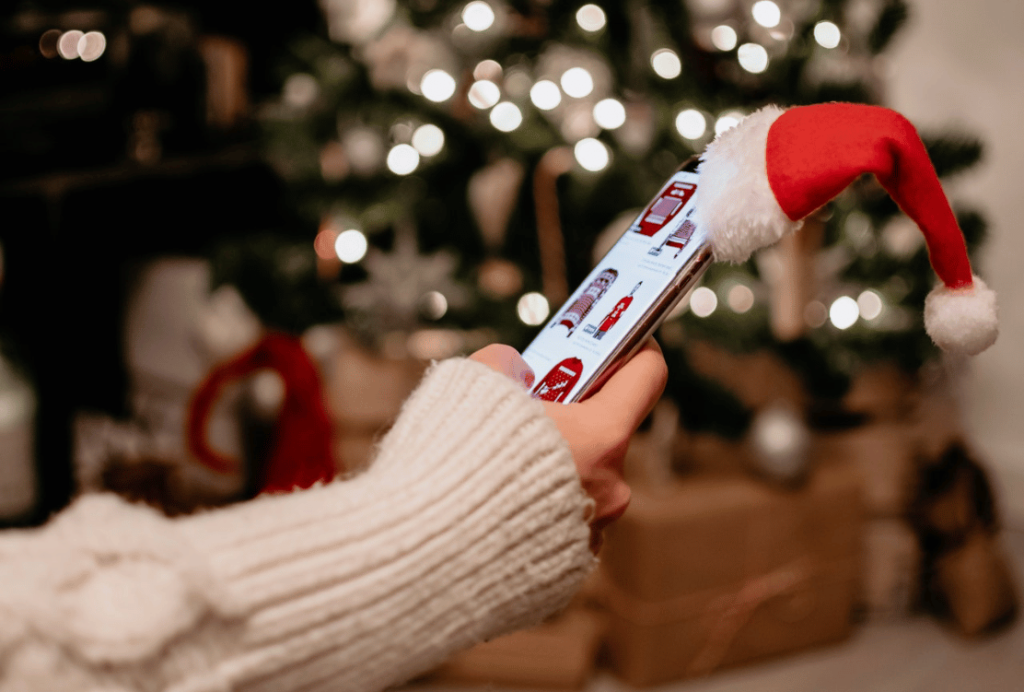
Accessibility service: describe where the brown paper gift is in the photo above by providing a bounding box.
[860,518,921,621]
[813,422,917,518]
[932,530,1018,636]
[598,460,863,687]
[427,607,606,689]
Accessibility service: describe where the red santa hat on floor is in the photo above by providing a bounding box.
[693,102,998,356]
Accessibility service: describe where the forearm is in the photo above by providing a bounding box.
[0,358,595,692]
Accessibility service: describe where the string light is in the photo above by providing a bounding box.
[462,1,495,32]
[593,98,626,129]
[386,143,420,175]
[490,102,523,131]
[727,284,755,313]
[468,80,501,109]
[751,1,781,28]
[560,67,594,98]
[689,286,717,317]
[675,109,707,139]
[711,25,737,51]
[576,4,607,32]
[421,69,457,102]
[574,138,610,171]
[829,296,859,329]
[473,59,502,81]
[738,43,769,73]
[412,124,445,156]
[715,111,743,135]
[530,80,562,110]
[334,230,368,263]
[857,290,883,320]
[57,30,83,59]
[651,49,682,79]
[814,21,841,49]
[78,31,106,61]
[517,292,550,325]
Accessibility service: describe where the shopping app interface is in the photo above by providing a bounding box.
[523,169,706,403]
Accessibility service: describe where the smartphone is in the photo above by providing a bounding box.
[521,157,711,404]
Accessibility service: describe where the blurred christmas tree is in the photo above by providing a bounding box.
[255,0,986,436]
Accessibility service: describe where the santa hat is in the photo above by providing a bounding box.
[693,102,998,356]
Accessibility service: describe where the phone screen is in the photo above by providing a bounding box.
[522,166,708,403]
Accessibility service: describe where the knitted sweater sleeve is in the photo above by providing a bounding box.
[0,358,596,692]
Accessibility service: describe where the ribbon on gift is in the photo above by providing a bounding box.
[598,557,821,677]
[687,558,811,677]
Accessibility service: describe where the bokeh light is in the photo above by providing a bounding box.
[412,124,445,156]
[560,67,594,98]
[421,69,457,102]
[814,21,841,49]
[857,290,883,320]
[689,286,718,317]
[78,31,106,62]
[517,292,550,325]
[829,296,859,329]
[468,79,501,109]
[57,30,83,59]
[675,109,707,139]
[727,284,755,313]
[574,138,610,171]
[334,230,368,263]
[462,1,495,32]
[576,4,607,32]
[386,143,420,175]
[490,101,523,131]
[593,98,626,129]
[39,29,61,58]
[473,59,502,81]
[651,49,682,79]
[711,25,737,51]
[738,43,769,73]
[752,1,781,28]
[530,80,562,110]
[715,111,743,135]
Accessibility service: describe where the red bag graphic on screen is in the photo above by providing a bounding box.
[630,181,696,237]
[532,357,584,402]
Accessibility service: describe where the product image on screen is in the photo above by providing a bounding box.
[522,166,709,403]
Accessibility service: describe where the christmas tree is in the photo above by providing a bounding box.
[253,0,986,437]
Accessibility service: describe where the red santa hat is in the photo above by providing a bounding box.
[693,102,998,356]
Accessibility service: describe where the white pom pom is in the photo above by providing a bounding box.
[693,105,800,263]
[924,275,999,355]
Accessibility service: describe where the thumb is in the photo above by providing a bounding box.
[468,344,536,389]
[580,339,667,434]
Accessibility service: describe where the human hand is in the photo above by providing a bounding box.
[469,341,668,552]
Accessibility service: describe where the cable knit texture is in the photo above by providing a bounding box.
[0,358,595,692]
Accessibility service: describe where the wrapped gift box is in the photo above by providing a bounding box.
[427,607,606,689]
[813,422,917,518]
[598,460,863,687]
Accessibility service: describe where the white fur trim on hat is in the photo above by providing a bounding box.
[924,275,999,355]
[693,105,800,263]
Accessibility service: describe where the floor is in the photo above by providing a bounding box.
[404,529,1024,692]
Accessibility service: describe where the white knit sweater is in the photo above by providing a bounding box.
[0,358,596,692]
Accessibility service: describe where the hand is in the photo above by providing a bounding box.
[469,341,668,552]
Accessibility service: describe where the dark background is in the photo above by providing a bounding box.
[0,0,322,519]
